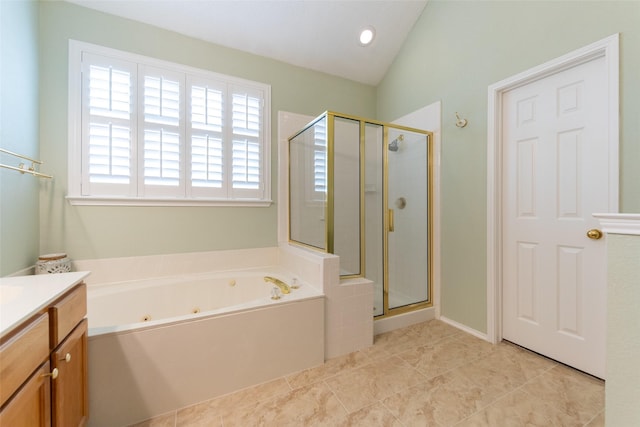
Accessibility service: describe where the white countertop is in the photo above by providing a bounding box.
[0,271,90,339]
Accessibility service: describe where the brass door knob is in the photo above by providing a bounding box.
[586,229,603,240]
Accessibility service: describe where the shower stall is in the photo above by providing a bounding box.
[288,111,433,318]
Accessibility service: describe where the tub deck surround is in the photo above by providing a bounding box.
[326,276,374,358]
[279,243,374,359]
[80,245,375,358]
[83,245,374,426]
[88,290,324,427]
[0,271,90,337]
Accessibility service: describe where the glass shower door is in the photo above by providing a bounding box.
[288,112,432,318]
[364,122,384,316]
[386,129,430,311]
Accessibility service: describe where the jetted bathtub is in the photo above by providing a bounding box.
[86,267,325,427]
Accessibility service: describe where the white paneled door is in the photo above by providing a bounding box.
[501,55,609,379]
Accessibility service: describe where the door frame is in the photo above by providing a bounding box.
[486,34,619,344]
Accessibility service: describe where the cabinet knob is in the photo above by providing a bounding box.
[42,368,59,380]
[61,353,72,363]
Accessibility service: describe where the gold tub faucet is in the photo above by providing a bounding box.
[264,276,291,294]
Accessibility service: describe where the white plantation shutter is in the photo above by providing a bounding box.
[71,41,270,205]
[313,118,327,199]
[189,78,225,197]
[231,88,263,198]
[81,53,136,196]
[140,68,184,196]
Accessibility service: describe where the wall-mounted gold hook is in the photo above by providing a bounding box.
[455,112,468,128]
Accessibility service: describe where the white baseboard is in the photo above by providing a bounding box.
[439,316,489,342]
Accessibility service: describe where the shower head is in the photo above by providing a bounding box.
[389,134,403,152]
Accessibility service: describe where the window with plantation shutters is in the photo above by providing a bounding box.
[68,40,271,206]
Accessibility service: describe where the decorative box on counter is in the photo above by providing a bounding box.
[36,253,71,274]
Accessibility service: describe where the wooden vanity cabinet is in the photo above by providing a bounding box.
[0,312,50,409]
[0,282,88,427]
[0,362,52,427]
[51,319,88,427]
[0,312,52,427]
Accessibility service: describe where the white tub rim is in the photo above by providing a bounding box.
[87,266,324,337]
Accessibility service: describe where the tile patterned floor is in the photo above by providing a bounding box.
[130,320,605,427]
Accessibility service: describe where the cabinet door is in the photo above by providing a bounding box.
[0,312,50,407]
[0,362,52,427]
[52,319,88,427]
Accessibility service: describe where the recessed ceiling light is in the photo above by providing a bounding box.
[359,27,375,46]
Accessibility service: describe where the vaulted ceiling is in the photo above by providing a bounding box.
[66,0,428,85]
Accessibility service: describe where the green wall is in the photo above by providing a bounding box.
[606,232,640,425]
[0,0,40,275]
[377,0,640,332]
[36,1,376,263]
[4,1,638,339]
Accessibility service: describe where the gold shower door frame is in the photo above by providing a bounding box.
[288,111,434,318]
[381,124,433,318]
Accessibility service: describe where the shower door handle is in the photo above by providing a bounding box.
[388,209,395,232]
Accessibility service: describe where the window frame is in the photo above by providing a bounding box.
[67,40,272,207]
